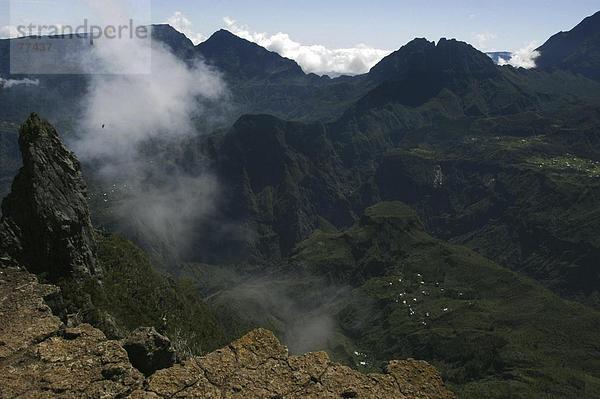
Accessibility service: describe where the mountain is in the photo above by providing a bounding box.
[369,38,499,82]
[189,57,600,305]
[211,114,355,259]
[194,29,375,122]
[196,29,306,81]
[2,13,600,399]
[536,11,600,80]
[186,33,600,310]
[291,202,600,398]
[151,24,196,60]
[351,38,533,116]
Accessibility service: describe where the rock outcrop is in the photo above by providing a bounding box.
[0,261,455,399]
[0,264,144,398]
[138,328,455,399]
[0,113,98,279]
[123,327,177,377]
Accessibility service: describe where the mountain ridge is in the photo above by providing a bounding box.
[369,38,499,81]
[536,10,600,80]
[196,28,308,81]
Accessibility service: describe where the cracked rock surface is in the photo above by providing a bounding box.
[0,265,145,398]
[138,329,455,399]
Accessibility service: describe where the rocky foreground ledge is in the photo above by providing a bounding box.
[0,264,455,399]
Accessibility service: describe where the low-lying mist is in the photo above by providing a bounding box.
[216,276,350,353]
[71,23,230,260]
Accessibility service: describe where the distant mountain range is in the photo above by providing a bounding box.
[1,10,599,125]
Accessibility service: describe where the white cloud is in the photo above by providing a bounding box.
[0,25,18,39]
[223,17,391,76]
[0,77,40,89]
[74,38,226,158]
[167,11,205,45]
[473,32,498,51]
[498,41,540,69]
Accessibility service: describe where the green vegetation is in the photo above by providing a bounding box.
[57,233,228,356]
[527,154,600,177]
[294,202,600,398]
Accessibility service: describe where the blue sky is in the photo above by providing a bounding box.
[2,0,599,50]
[150,0,600,51]
[1,0,599,75]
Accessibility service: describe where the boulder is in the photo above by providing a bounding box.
[123,327,177,376]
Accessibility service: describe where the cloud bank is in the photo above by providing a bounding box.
[473,32,498,51]
[213,275,356,354]
[0,25,18,39]
[74,41,225,159]
[498,41,540,69]
[0,77,40,89]
[223,17,391,76]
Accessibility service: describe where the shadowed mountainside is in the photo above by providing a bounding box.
[536,11,600,81]
[0,114,98,279]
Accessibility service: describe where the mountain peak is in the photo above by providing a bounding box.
[150,24,196,58]
[0,113,99,280]
[369,37,498,82]
[535,10,600,80]
[208,28,241,41]
[197,29,305,80]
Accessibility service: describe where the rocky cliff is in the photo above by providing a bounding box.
[0,114,455,398]
[0,113,98,279]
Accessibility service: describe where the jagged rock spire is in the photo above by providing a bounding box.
[0,113,99,279]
